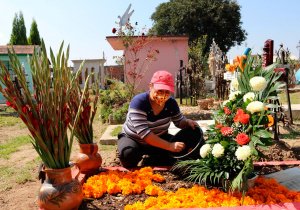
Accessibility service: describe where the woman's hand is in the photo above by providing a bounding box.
[185,119,199,129]
[170,142,186,153]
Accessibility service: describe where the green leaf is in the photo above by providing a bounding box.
[220,140,229,148]
[254,130,273,138]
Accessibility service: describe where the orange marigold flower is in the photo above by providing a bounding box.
[267,115,274,127]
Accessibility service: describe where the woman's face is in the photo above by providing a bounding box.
[150,88,171,106]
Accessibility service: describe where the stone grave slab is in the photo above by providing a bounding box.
[265,167,300,191]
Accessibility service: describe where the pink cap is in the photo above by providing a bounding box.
[150,70,175,93]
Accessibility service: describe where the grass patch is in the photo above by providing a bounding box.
[278,92,300,104]
[16,158,40,184]
[176,97,197,106]
[279,131,300,140]
[0,115,22,127]
[99,145,117,151]
[110,126,122,137]
[0,135,31,159]
[0,166,14,191]
[0,158,39,191]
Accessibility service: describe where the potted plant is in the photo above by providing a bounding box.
[173,49,284,195]
[69,74,102,175]
[0,41,83,210]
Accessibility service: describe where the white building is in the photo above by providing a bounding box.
[72,58,106,88]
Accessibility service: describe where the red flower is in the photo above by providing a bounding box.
[236,133,250,145]
[234,108,250,124]
[239,113,250,124]
[22,105,29,114]
[112,28,117,34]
[6,100,12,107]
[6,100,17,110]
[215,123,223,129]
[223,107,231,115]
[221,127,233,136]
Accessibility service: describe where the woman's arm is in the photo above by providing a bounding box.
[143,132,185,152]
[178,118,199,129]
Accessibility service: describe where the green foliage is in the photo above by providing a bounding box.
[237,56,285,102]
[110,126,122,137]
[28,19,41,45]
[188,35,209,100]
[99,79,131,124]
[0,115,22,127]
[9,11,28,45]
[150,0,246,53]
[0,135,31,159]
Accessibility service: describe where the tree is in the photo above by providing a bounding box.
[150,0,247,53]
[28,19,41,45]
[188,35,209,103]
[9,11,28,45]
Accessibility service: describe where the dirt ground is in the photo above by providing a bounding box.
[0,113,300,210]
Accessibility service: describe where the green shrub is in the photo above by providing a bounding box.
[112,102,129,123]
[99,79,131,123]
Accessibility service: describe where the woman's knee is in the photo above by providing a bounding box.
[118,137,142,167]
[119,146,142,167]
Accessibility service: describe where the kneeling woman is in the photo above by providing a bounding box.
[118,70,203,168]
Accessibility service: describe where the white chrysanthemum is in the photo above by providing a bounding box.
[222,100,230,106]
[235,145,251,161]
[246,101,264,114]
[230,78,239,91]
[229,91,241,101]
[243,92,255,102]
[250,76,267,91]
[212,143,225,158]
[199,144,212,158]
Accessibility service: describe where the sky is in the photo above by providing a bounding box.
[1,0,300,65]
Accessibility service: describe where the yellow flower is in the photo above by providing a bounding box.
[225,64,236,73]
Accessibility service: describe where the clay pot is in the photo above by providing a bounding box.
[74,143,102,175]
[38,166,83,210]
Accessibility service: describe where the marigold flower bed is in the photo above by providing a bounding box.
[82,167,300,209]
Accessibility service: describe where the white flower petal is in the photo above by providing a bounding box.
[246,101,264,114]
[250,76,267,92]
[212,143,225,158]
[235,145,251,161]
[200,144,212,158]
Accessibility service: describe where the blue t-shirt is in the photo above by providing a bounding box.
[121,92,185,144]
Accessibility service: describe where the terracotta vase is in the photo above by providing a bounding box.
[38,166,83,210]
[74,143,102,175]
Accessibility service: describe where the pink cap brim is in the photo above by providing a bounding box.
[153,83,175,93]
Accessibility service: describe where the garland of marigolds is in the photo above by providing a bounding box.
[82,167,300,209]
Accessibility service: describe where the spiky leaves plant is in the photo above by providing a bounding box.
[0,41,80,169]
[68,72,100,144]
